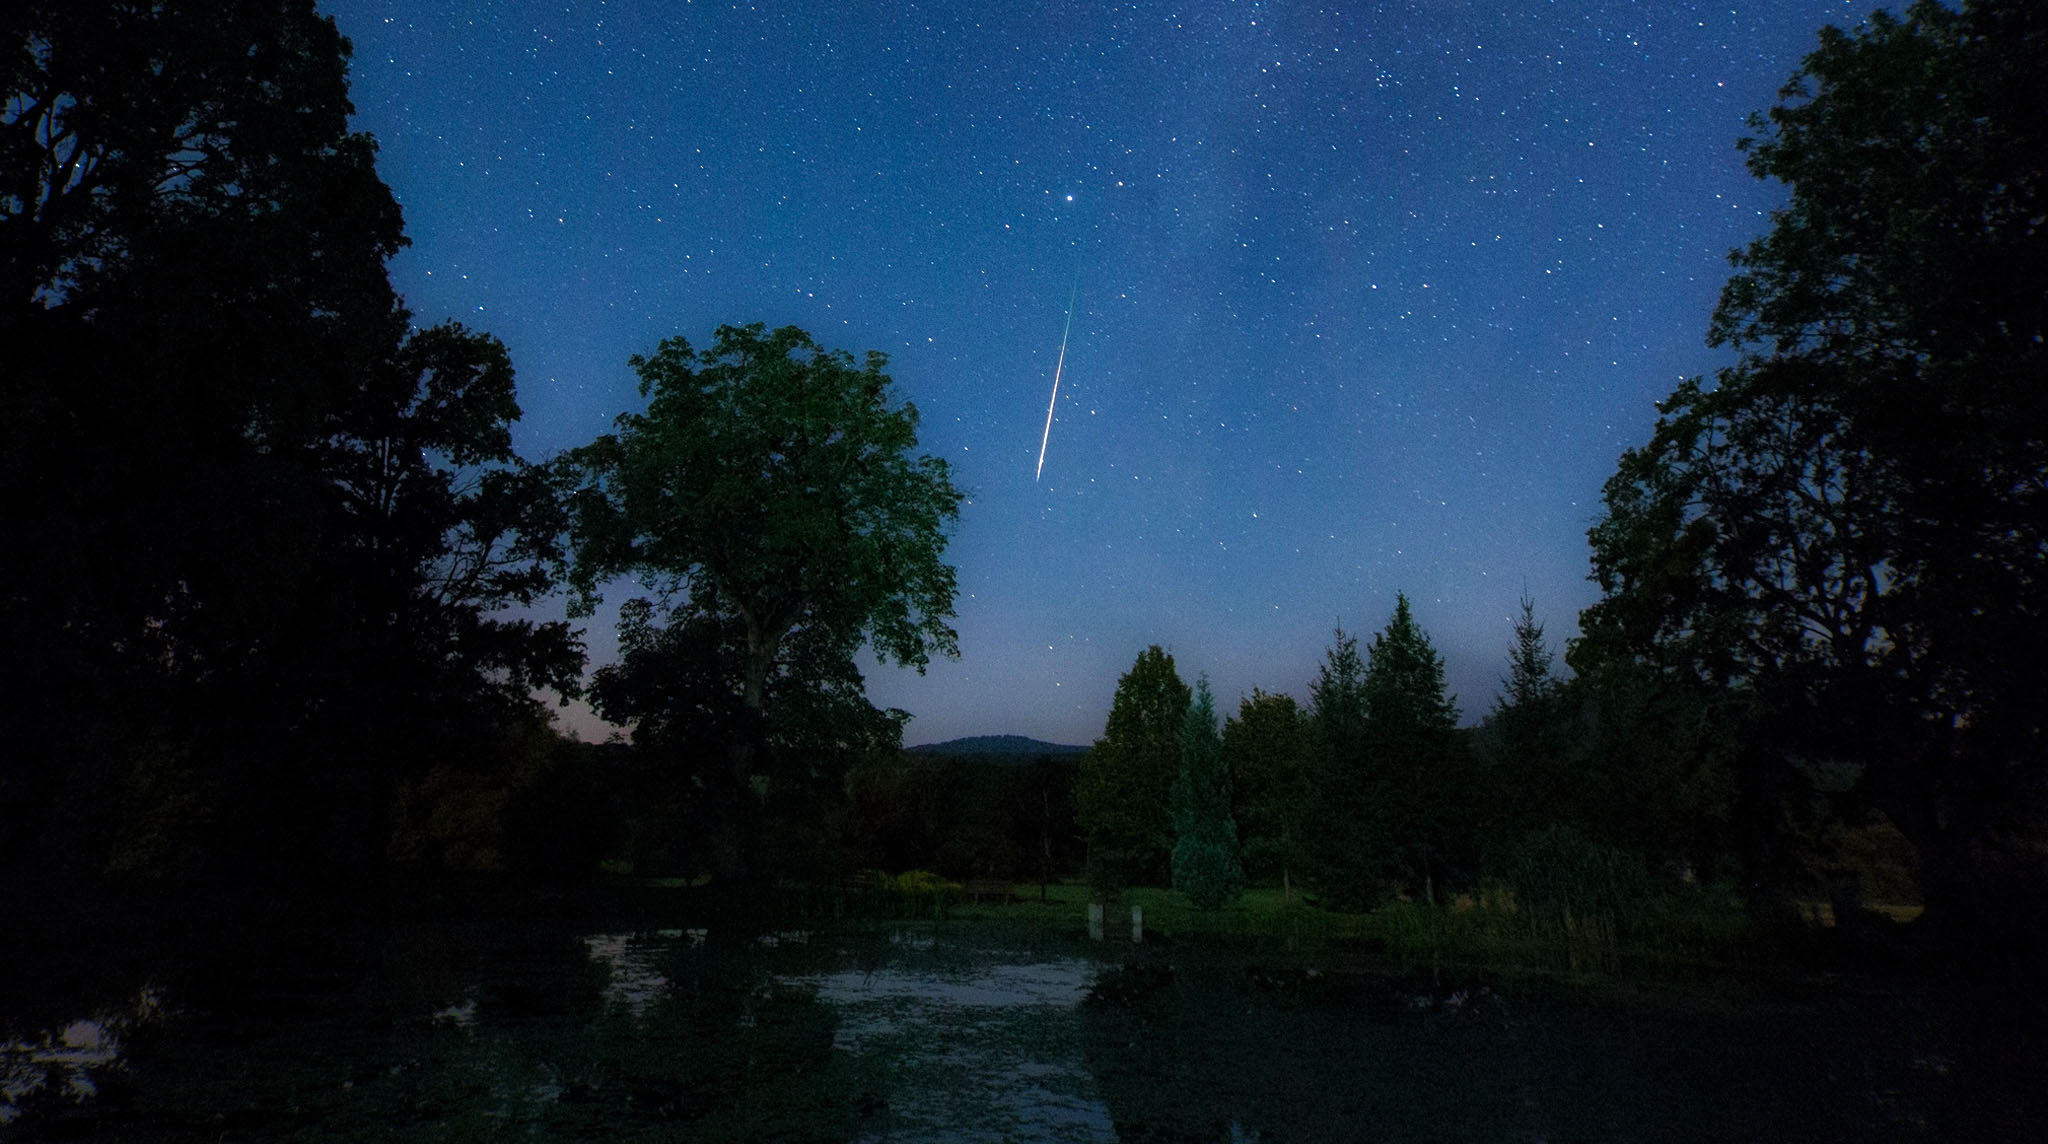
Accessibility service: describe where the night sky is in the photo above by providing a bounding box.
[323,0,1869,746]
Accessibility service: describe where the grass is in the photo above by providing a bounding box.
[603,865,1769,984]
[930,879,1760,981]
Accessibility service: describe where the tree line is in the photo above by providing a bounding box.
[1079,0,2048,976]
[1073,591,1738,916]
[3,0,2041,979]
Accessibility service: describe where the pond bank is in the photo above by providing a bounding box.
[7,883,2044,1141]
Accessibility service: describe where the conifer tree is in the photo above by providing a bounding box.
[1483,594,1573,854]
[1172,677,1244,909]
[1362,592,1465,902]
[1499,594,1560,715]
[1305,626,1388,907]
[1362,593,1459,735]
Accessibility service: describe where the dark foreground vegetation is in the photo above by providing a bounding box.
[3,0,2046,1136]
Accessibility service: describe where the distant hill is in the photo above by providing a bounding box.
[908,734,1088,759]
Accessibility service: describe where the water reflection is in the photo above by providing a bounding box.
[788,931,1114,1142]
[581,931,675,1016]
[0,983,166,1128]
[4,922,2041,1141]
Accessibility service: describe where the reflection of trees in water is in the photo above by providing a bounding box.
[13,925,2046,1141]
[1078,953,2018,1143]
[5,923,868,1142]
[558,942,864,1140]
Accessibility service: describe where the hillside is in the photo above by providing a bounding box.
[907,734,1087,759]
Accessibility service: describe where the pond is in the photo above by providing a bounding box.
[4,917,2041,1141]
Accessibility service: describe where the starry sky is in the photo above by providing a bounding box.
[324,0,1871,746]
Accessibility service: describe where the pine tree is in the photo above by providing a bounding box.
[1305,626,1389,907]
[1499,593,1560,715]
[1362,593,1459,734]
[1171,677,1244,909]
[1482,594,1573,856]
[1362,592,1465,902]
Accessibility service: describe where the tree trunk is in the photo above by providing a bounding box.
[706,614,783,889]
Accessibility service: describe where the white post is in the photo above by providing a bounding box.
[1087,901,1104,942]
[1130,904,1144,943]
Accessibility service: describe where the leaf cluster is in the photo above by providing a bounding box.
[567,323,963,686]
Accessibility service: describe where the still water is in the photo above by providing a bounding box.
[4,919,2040,1141]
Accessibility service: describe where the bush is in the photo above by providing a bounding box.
[1172,831,1245,910]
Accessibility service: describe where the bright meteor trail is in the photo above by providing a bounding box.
[1035,280,1078,482]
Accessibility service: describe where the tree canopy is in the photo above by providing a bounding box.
[1361,593,1459,736]
[568,323,963,711]
[1,0,581,894]
[1578,0,2048,938]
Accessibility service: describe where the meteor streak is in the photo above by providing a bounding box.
[1035,279,1078,482]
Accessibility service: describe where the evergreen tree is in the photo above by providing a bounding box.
[1481,595,1570,842]
[1362,593,1459,735]
[1304,626,1388,908]
[1498,594,1560,716]
[1361,593,1466,902]
[1171,678,1243,909]
[1308,627,1368,754]
[1078,646,1190,896]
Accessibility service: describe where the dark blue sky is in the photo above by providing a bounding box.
[325,0,1867,745]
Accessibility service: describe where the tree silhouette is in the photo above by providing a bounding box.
[1224,689,1312,902]
[1079,646,1190,896]
[1305,626,1384,906]
[1361,593,1464,902]
[1579,0,2048,948]
[566,323,961,882]
[1171,678,1243,909]
[2,1,580,896]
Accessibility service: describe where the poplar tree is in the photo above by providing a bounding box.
[1078,646,1190,895]
[1224,689,1312,902]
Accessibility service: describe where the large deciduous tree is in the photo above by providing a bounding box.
[1078,645,1190,896]
[566,322,962,880]
[3,0,404,710]
[1,1,580,893]
[1578,0,2048,948]
[1223,688,1312,902]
